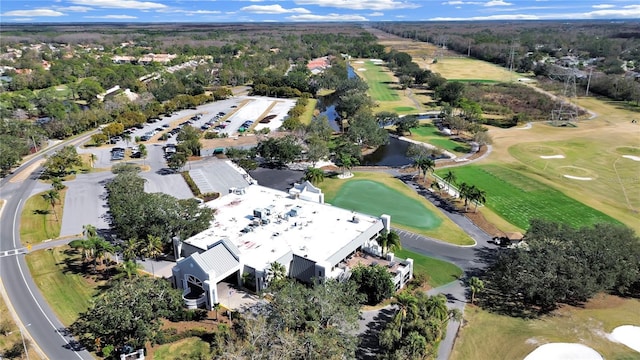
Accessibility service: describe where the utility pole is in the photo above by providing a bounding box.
[467,40,471,57]
[585,67,593,96]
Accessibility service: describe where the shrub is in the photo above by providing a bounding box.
[199,192,220,202]
[181,171,201,196]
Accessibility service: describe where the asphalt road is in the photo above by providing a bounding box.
[0,134,96,360]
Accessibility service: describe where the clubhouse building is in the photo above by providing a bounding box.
[171,182,414,310]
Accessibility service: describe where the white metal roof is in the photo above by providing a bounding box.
[183,184,382,271]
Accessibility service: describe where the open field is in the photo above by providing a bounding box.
[319,172,474,245]
[437,165,620,230]
[153,337,211,360]
[351,59,423,114]
[451,294,640,360]
[484,97,640,232]
[20,189,66,245]
[410,123,471,155]
[394,249,462,288]
[430,57,523,82]
[25,247,99,325]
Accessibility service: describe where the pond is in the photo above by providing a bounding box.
[361,137,413,167]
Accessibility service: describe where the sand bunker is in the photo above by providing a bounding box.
[540,155,565,159]
[564,175,593,181]
[622,155,640,161]
[357,68,366,71]
[354,60,364,64]
[524,343,603,360]
[609,325,640,352]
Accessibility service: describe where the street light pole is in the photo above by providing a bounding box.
[19,323,31,360]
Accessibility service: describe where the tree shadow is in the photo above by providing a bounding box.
[356,307,396,360]
[33,209,50,215]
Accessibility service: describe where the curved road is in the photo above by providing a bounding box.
[0,134,96,360]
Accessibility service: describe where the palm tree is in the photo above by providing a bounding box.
[82,224,97,238]
[51,177,65,191]
[142,234,164,276]
[393,292,418,337]
[122,133,131,148]
[457,182,472,211]
[443,170,457,193]
[91,236,115,271]
[469,276,484,304]
[122,238,140,262]
[69,239,95,265]
[414,157,435,184]
[266,261,287,285]
[303,167,325,185]
[376,230,402,257]
[41,189,60,222]
[118,260,141,279]
[412,157,425,181]
[430,181,443,195]
[470,186,487,212]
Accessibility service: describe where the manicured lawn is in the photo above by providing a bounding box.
[153,337,211,360]
[409,123,471,155]
[333,180,442,231]
[436,165,621,230]
[358,61,399,102]
[299,98,318,126]
[20,189,66,245]
[451,294,640,360]
[394,249,462,288]
[352,60,423,115]
[25,247,100,325]
[319,172,474,245]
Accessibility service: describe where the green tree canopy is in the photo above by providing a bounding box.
[349,264,395,305]
[487,220,640,313]
[71,277,183,350]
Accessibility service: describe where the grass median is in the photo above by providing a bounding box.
[20,189,66,246]
[25,247,99,325]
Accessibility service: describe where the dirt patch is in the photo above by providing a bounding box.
[583,293,626,310]
[463,210,505,237]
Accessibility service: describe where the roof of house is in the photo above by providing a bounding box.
[505,232,524,241]
[191,239,240,276]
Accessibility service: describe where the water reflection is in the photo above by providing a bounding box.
[362,137,413,167]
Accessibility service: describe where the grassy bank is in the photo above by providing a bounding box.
[451,294,640,360]
[409,123,471,155]
[25,247,100,325]
[20,189,67,245]
[300,98,318,126]
[394,249,462,288]
[319,172,474,245]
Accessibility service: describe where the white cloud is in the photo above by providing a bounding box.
[441,1,482,5]
[241,4,310,14]
[294,0,419,10]
[369,12,384,16]
[85,14,138,18]
[70,0,166,10]
[184,10,221,14]
[9,18,35,21]
[484,0,512,6]
[54,6,93,12]
[288,13,369,21]
[581,5,640,18]
[2,9,66,17]
[592,4,615,9]
[430,13,539,20]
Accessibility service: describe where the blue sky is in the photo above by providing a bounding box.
[1,0,639,23]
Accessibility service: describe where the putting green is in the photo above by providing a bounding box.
[332,180,441,231]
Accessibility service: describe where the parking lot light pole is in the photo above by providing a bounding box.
[19,323,31,360]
